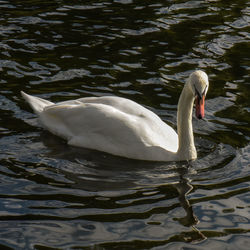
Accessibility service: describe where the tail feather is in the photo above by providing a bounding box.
[21,91,54,114]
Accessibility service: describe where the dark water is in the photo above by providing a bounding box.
[0,0,249,249]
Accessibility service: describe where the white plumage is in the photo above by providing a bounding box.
[21,70,209,162]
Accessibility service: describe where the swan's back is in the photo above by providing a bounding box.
[55,96,156,118]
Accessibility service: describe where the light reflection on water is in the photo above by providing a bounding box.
[0,0,249,249]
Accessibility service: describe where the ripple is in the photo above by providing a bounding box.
[122,27,160,36]
[30,68,91,85]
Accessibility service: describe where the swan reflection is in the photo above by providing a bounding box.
[172,167,207,243]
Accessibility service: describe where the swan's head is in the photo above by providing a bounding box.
[188,70,209,119]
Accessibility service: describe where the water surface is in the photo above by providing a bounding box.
[0,0,249,249]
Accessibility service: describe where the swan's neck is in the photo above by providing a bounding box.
[176,83,197,160]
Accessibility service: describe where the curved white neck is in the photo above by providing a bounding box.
[176,83,197,160]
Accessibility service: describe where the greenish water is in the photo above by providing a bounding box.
[0,0,249,249]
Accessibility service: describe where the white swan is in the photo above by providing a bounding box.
[21,70,209,162]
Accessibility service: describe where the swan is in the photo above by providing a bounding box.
[21,70,209,162]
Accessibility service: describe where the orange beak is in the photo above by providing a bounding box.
[195,95,205,119]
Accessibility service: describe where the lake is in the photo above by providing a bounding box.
[0,0,249,249]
